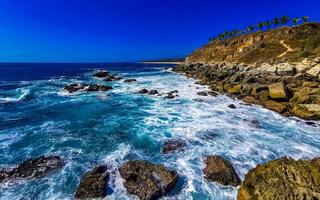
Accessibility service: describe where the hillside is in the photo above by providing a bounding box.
[186,23,320,65]
[174,22,320,120]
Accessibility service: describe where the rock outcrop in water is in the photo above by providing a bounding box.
[162,139,185,154]
[74,166,109,199]
[124,78,137,83]
[173,23,320,120]
[119,160,179,200]
[237,157,320,200]
[93,70,122,81]
[0,155,64,184]
[203,155,241,186]
[64,83,112,93]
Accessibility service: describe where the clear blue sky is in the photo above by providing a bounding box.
[0,0,319,62]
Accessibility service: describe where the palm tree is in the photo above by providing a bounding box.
[291,17,300,25]
[302,16,309,23]
[257,22,264,30]
[280,16,290,25]
[264,21,271,30]
[209,37,216,42]
[247,25,255,32]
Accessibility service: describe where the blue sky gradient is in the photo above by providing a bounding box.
[0,0,319,62]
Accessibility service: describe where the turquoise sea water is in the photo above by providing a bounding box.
[0,63,319,200]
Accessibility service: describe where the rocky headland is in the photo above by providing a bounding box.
[173,23,320,120]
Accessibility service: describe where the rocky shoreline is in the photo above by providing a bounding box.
[172,57,320,120]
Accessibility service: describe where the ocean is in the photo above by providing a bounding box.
[0,63,319,200]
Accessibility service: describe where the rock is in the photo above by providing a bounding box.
[203,156,241,186]
[87,84,113,92]
[148,90,159,95]
[64,83,86,93]
[74,166,109,199]
[164,93,175,99]
[0,156,64,184]
[263,100,287,113]
[294,63,311,72]
[268,82,287,99]
[227,84,242,94]
[237,157,320,200]
[138,88,149,94]
[228,104,237,109]
[103,77,113,82]
[124,79,137,83]
[162,140,185,154]
[276,63,296,76]
[208,91,218,96]
[305,121,316,126]
[119,160,179,200]
[243,96,259,104]
[306,64,320,78]
[93,70,110,78]
[197,91,208,96]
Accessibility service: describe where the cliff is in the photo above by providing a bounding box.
[173,23,320,120]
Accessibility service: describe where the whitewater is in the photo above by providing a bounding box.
[0,63,319,200]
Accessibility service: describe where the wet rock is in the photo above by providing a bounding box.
[305,121,317,126]
[208,91,218,96]
[263,100,287,113]
[162,140,185,154]
[138,88,149,94]
[93,70,110,78]
[203,155,241,186]
[228,104,237,109]
[0,155,64,184]
[148,90,159,95]
[87,84,113,92]
[74,166,109,199]
[124,79,137,83]
[103,77,113,82]
[64,83,87,93]
[197,91,208,96]
[119,160,179,200]
[268,82,287,99]
[164,93,175,99]
[237,157,320,200]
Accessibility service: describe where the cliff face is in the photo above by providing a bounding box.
[173,23,320,120]
[186,23,320,65]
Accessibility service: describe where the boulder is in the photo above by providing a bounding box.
[228,104,237,109]
[164,93,175,99]
[124,79,137,83]
[203,155,241,186]
[306,64,320,78]
[263,100,287,113]
[294,63,311,72]
[268,82,287,99]
[93,70,110,78]
[148,90,159,95]
[103,77,113,82]
[237,157,320,200]
[0,155,64,184]
[227,84,242,94]
[64,83,87,93]
[208,91,218,97]
[162,140,185,154]
[276,63,296,76]
[119,160,179,200]
[138,88,149,94]
[197,91,208,96]
[74,166,109,199]
[87,84,113,92]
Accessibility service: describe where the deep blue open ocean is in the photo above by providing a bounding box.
[0,63,319,200]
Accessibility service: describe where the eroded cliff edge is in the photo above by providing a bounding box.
[173,23,320,120]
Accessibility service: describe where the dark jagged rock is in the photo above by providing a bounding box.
[162,140,185,154]
[203,155,241,186]
[164,93,175,99]
[138,88,149,94]
[93,70,110,78]
[228,104,237,109]
[74,166,109,199]
[103,77,113,82]
[197,91,208,96]
[124,79,137,83]
[208,91,218,96]
[87,84,113,92]
[0,155,64,184]
[64,83,87,93]
[238,157,320,200]
[148,90,159,95]
[119,160,179,200]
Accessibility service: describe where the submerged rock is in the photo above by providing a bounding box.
[203,155,241,186]
[164,93,175,99]
[119,160,179,200]
[138,88,149,94]
[162,140,185,154]
[124,78,137,83]
[74,166,109,199]
[0,155,64,184]
[238,157,320,200]
[64,83,87,93]
[87,84,113,92]
[228,104,237,109]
